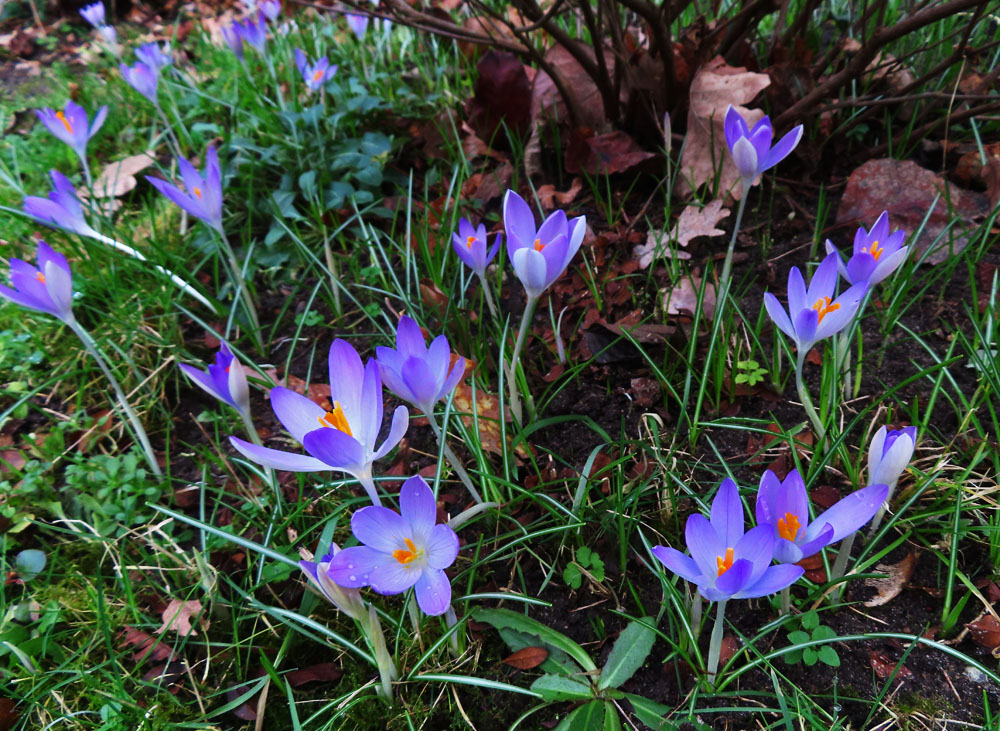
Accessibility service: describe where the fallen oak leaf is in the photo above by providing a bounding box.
[635,200,729,268]
[156,599,206,637]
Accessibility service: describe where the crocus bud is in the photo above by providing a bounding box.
[868,426,916,488]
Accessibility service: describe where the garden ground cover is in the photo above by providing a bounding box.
[1,0,999,729]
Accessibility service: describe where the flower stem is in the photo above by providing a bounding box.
[868,477,898,537]
[239,409,281,517]
[706,599,727,687]
[365,604,397,701]
[780,586,791,615]
[717,189,749,310]
[795,349,825,442]
[829,534,855,601]
[508,294,538,424]
[69,320,162,479]
[477,273,499,320]
[212,228,263,352]
[425,410,482,504]
[357,471,381,506]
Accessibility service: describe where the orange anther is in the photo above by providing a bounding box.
[716,547,735,576]
[811,296,840,324]
[392,537,418,564]
[777,512,801,542]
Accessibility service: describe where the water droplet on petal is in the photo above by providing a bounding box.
[349,575,357,582]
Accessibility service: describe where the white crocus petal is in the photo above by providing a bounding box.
[228,359,250,415]
[731,136,759,183]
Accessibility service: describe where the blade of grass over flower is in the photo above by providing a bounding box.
[413,674,544,697]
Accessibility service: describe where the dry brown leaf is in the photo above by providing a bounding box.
[869,650,912,680]
[676,57,771,199]
[536,178,583,209]
[156,599,205,637]
[863,552,917,607]
[501,646,548,670]
[530,43,616,130]
[663,275,717,320]
[967,615,1000,651]
[90,152,157,198]
[635,200,729,268]
[450,384,527,459]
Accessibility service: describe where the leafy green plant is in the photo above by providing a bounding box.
[60,449,163,536]
[734,359,767,387]
[784,611,840,668]
[563,545,605,590]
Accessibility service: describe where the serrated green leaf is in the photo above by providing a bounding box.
[818,646,840,667]
[530,674,594,702]
[624,694,677,730]
[473,608,597,672]
[598,619,657,690]
[800,611,819,630]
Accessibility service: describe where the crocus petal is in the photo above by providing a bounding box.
[351,505,409,553]
[805,484,889,545]
[652,545,703,584]
[328,339,365,429]
[414,569,452,616]
[503,190,538,252]
[846,253,878,284]
[400,475,436,541]
[761,125,802,172]
[869,210,890,247]
[302,427,365,470]
[229,436,330,471]
[710,478,744,548]
[724,106,748,151]
[824,240,850,281]
[328,545,393,587]
[395,315,427,357]
[179,364,226,403]
[372,404,409,461]
[369,561,420,595]
[685,514,725,579]
[401,357,438,412]
[512,247,549,298]
[358,358,383,451]
[731,137,758,182]
[786,265,807,315]
[868,246,909,286]
[805,253,840,303]
[772,537,804,564]
[0,284,53,316]
[733,524,775,586]
[814,282,866,340]
[715,558,753,596]
[763,292,796,341]
[794,524,834,561]
[735,564,803,598]
[424,523,460,570]
[270,386,326,443]
[535,209,568,248]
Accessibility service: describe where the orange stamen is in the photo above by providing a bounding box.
[812,296,840,324]
[777,512,801,542]
[392,537,418,565]
[716,547,735,576]
[313,69,325,82]
[193,187,203,199]
[861,240,884,261]
[318,401,353,435]
[533,238,544,252]
[466,235,477,249]
[56,111,74,134]
[35,271,46,284]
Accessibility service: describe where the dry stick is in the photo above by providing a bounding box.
[774,0,987,129]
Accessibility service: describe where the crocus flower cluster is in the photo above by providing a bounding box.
[295,49,338,92]
[224,12,269,57]
[35,101,108,169]
[80,2,120,55]
[120,62,159,104]
[653,471,887,601]
[451,219,500,281]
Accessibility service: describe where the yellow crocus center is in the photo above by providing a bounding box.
[56,111,74,133]
[392,537,419,565]
[35,271,46,284]
[716,547,735,576]
[312,69,325,82]
[193,186,203,199]
[318,401,353,435]
[861,240,883,261]
[777,512,801,542]
[467,235,477,249]
[533,238,545,252]
[812,296,840,324]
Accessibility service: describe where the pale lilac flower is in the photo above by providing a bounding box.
[451,218,500,279]
[229,339,408,505]
[825,211,909,286]
[23,170,100,238]
[346,13,369,38]
[724,106,803,190]
[0,241,75,325]
[652,478,803,601]
[763,253,868,357]
[294,48,337,92]
[503,190,586,299]
[237,12,268,52]
[300,542,367,621]
[146,146,224,233]
[120,61,158,104]
[222,22,244,59]
[376,316,464,416]
[261,0,281,20]
[35,101,108,165]
[869,426,917,488]
[97,25,121,55]
[755,469,888,564]
[135,42,172,71]
[179,342,250,416]
[80,2,105,27]
[328,475,459,616]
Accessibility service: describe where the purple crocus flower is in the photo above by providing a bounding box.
[724,106,803,190]
[763,253,868,357]
[80,1,105,26]
[375,316,464,416]
[825,211,909,286]
[261,0,281,20]
[328,475,459,616]
[35,101,108,165]
[346,12,369,38]
[222,22,245,59]
[135,42,172,71]
[229,339,408,505]
[294,48,337,92]
[754,469,888,565]
[869,426,917,488]
[652,478,803,601]
[120,61,158,104]
[146,146,224,233]
[23,170,100,238]
[451,218,500,279]
[0,241,75,325]
[97,25,121,55]
[503,190,586,300]
[300,542,367,621]
[237,12,268,53]
[179,342,250,416]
